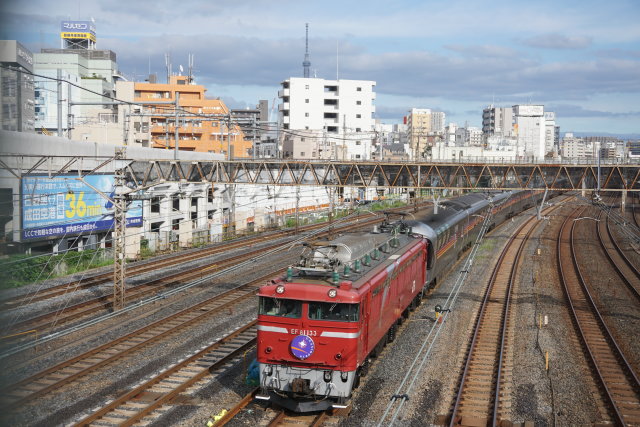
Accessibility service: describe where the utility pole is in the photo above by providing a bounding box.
[174,92,180,159]
[113,148,127,310]
[67,79,72,139]
[57,69,63,137]
[227,114,232,160]
[295,184,300,235]
[342,114,346,161]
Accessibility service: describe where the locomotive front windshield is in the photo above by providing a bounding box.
[308,302,360,322]
[259,297,302,318]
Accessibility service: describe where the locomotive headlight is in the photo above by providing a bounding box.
[323,370,332,383]
[265,365,273,376]
[341,371,348,382]
[328,289,337,298]
[265,346,272,354]
[275,285,285,294]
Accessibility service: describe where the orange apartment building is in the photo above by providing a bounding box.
[134,76,252,158]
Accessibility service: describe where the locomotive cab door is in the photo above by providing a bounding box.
[359,294,369,363]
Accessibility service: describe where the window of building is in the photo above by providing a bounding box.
[356,114,361,118]
[300,152,305,156]
[305,112,309,117]
[356,100,362,105]
[356,87,362,91]
[356,127,361,132]
[305,85,309,89]
[173,198,180,211]
[355,154,361,159]
[305,99,309,103]
[151,197,161,213]
[301,137,305,142]
[356,141,361,145]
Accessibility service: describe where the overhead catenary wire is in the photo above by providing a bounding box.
[0,204,386,359]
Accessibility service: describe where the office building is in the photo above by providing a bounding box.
[513,105,545,159]
[0,40,34,132]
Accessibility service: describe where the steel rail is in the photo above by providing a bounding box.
[596,210,640,302]
[0,270,280,409]
[7,245,275,334]
[449,205,541,426]
[558,207,640,425]
[2,230,290,307]
[71,321,257,427]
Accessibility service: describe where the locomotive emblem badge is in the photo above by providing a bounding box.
[290,335,315,359]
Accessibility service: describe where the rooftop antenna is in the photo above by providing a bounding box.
[164,52,172,83]
[303,23,311,78]
[188,53,194,83]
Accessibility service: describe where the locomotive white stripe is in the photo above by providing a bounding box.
[257,325,289,333]
[320,331,361,338]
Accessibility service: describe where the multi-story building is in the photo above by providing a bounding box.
[232,100,269,157]
[431,111,446,134]
[134,75,252,157]
[0,40,34,132]
[279,77,376,160]
[482,105,513,137]
[513,105,545,159]
[544,112,557,156]
[560,133,586,159]
[406,108,431,159]
[33,21,123,135]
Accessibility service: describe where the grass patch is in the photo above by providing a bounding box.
[0,249,112,289]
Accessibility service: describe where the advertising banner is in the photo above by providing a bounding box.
[60,21,96,35]
[21,174,142,240]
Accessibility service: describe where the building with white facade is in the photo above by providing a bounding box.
[513,105,545,159]
[33,21,126,136]
[278,77,376,160]
[560,133,586,159]
[544,112,557,156]
[430,111,446,134]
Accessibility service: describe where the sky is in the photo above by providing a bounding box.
[2,0,640,136]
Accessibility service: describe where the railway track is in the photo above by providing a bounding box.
[596,209,640,302]
[448,203,547,426]
[2,214,360,309]
[6,212,400,337]
[558,207,640,425]
[0,270,281,409]
[7,245,278,335]
[71,321,257,426]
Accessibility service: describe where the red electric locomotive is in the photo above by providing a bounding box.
[256,217,427,412]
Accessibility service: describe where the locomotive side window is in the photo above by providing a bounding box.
[259,297,302,318]
[308,302,360,322]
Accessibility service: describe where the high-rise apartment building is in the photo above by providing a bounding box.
[279,77,376,160]
[431,111,446,134]
[0,40,34,132]
[482,105,513,137]
[134,75,251,158]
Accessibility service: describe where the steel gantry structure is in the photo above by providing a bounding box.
[2,154,639,312]
[122,159,640,192]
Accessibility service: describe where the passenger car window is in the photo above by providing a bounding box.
[308,302,360,322]
[259,297,302,318]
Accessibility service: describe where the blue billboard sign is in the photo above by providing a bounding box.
[21,174,142,240]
